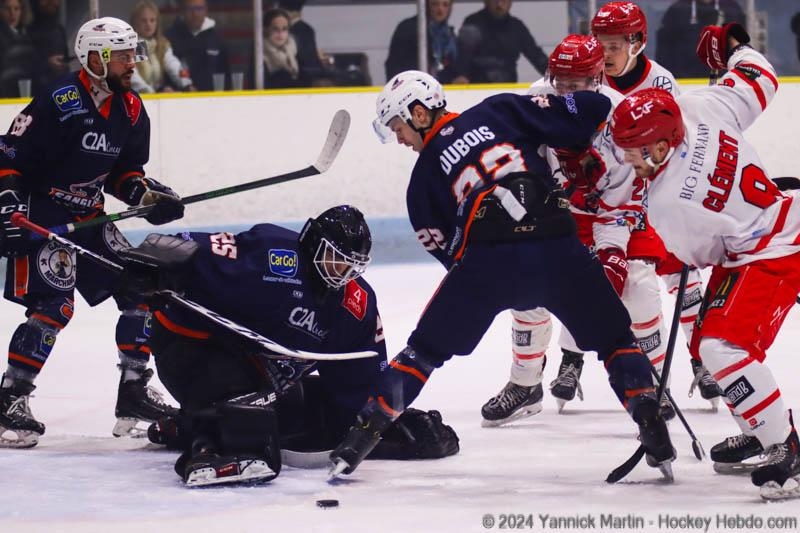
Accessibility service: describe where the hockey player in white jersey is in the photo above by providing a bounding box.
[482,34,669,425]
[544,1,717,412]
[611,22,799,500]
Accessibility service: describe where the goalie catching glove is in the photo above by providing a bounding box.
[118,176,185,225]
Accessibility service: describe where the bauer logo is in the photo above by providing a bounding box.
[724,376,754,408]
[52,85,82,112]
[268,249,298,278]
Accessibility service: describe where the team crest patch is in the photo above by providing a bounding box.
[342,280,367,321]
[38,242,76,290]
[268,249,298,277]
[52,85,82,112]
[123,93,142,125]
[103,223,132,253]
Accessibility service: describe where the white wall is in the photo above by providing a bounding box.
[0,81,797,231]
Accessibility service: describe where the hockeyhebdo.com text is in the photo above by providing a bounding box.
[479,512,798,532]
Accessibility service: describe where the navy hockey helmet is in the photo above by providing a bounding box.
[299,205,372,290]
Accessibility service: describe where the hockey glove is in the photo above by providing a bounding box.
[368,408,460,460]
[0,189,30,257]
[597,247,628,297]
[696,22,750,71]
[120,176,185,225]
[554,146,606,192]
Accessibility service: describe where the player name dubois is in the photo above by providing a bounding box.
[439,126,496,174]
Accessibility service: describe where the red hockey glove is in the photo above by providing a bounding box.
[696,22,750,71]
[554,146,606,191]
[597,247,628,297]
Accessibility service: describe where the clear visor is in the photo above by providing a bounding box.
[372,118,394,144]
[550,74,599,95]
[104,40,148,65]
[313,237,371,289]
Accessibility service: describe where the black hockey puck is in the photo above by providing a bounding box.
[316,499,339,509]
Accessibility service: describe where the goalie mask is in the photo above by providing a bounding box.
[299,205,372,290]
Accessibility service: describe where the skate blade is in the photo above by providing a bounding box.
[713,456,767,475]
[708,396,720,412]
[481,403,543,427]
[0,427,39,448]
[657,461,675,483]
[327,459,350,481]
[555,399,567,414]
[112,417,150,438]
[186,460,275,487]
[760,477,800,501]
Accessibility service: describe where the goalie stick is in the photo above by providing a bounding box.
[11,213,376,363]
[43,109,351,236]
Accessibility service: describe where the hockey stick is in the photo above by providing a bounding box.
[44,109,351,237]
[606,264,690,483]
[650,366,705,460]
[11,213,376,363]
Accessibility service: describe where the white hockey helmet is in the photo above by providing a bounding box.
[373,70,446,143]
[74,17,147,79]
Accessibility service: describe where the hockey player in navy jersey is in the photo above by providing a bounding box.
[119,205,458,486]
[329,71,676,480]
[0,17,185,448]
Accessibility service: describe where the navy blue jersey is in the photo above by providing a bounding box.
[408,91,611,268]
[155,223,387,410]
[0,70,149,217]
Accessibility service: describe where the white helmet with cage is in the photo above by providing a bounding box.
[74,17,147,80]
[373,70,446,143]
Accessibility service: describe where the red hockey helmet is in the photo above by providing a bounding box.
[591,2,648,46]
[549,34,605,79]
[610,88,685,149]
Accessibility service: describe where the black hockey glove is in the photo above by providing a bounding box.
[368,408,460,460]
[120,177,185,225]
[0,188,30,257]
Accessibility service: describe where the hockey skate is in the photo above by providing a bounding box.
[481,382,543,427]
[182,451,277,487]
[549,350,584,413]
[0,379,45,449]
[329,406,393,479]
[633,398,676,482]
[113,367,179,438]
[753,423,800,501]
[688,359,722,411]
[710,433,765,475]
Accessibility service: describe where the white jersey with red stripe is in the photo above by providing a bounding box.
[527,79,639,251]
[605,56,681,97]
[644,47,791,269]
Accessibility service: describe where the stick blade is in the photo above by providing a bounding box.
[313,109,351,173]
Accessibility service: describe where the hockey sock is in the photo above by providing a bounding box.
[116,307,152,379]
[603,344,656,411]
[378,346,438,415]
[8,316,64,377]
[509,310,550,386]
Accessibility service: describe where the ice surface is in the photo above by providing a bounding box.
[0,262,798,533]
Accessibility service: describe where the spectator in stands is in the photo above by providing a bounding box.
[453,0,548,83]
[0,0,37,97]
[279,0,330,85]
[165,0,230,91]
[792,12,800,62]
[254,8,300,89]
[130,0,194,93]
[27,0,67,90]
[385,0,459,83]
[656,0,746,78]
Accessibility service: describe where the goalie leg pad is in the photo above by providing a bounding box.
[509,308,550,386]
[368,408,459,460]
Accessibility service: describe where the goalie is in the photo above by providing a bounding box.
[117,205,459,487]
